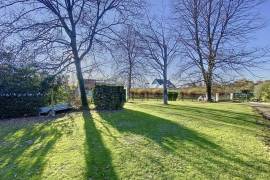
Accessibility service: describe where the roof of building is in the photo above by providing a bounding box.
[152,79,176,88]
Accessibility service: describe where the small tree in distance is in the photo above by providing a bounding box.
[140,15,180,105]
[112,25,146,101]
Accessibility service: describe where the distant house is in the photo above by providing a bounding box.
[151,79,176,88]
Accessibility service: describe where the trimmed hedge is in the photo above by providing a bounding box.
[0,95,45,119]
[0,66,51,119]
[168,92,178,101]
[0,65,69,119]
[130,88,178,100]
[93,85,126,110]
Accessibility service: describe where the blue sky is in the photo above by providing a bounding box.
[80,0,270,84]
[150,0,270,81]
[250,0,270,80]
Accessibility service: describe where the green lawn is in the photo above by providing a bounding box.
[0,101,270,179]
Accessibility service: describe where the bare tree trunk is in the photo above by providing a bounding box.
[70,22,89,109]
[74,59,89,109]
[163,48,168,105]
[206,80,212,102]
[163,71,168,105]
[127,65,132,101]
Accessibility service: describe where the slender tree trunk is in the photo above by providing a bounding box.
[75,59,89,109]
[127,65,132,101]
[163,54,168,105]
[163,72,168,105]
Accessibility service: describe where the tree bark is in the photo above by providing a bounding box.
[70,24,89,110]
[74,60,89,109]
[127,64,132,101]
[163,72,168,105]
[206,80,212,102]
[163,47,168,105]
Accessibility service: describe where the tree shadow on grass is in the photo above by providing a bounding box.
[97,108,270,178]
[83,110,117,180]
[137,103,263,128]
[0,115,74,179]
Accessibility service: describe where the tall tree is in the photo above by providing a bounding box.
[140,16,180,104]
[112,25,145,101]
[0,0,142,109]
[174,0,265,101]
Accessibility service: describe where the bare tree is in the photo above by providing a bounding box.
[112,25,146,101]
[174,0,265,101]
[140,16,180,105]
[0,0,142,109]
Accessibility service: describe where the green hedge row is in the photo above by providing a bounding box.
[168,92,178,101]
[0,66,46,119]
[0,96,45,119]
[0,65,70,119]
[130,88,179,100]
[93,85,126,110]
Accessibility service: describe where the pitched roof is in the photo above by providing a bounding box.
[152,79,176,88]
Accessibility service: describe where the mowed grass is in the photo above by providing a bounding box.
[0,101,270,179]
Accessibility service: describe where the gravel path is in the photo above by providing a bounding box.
[250,102,270,120]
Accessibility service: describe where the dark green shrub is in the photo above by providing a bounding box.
[93,85,126,110]
[168,92,178,101]
[0,66,48,119]
[0,65,69,119]
[0,95,46,119]
[46,76,73,105]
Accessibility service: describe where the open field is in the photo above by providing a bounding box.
[0,101,270,179]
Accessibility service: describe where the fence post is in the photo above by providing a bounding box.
[216,93,219,102]
[230,93,234,101]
